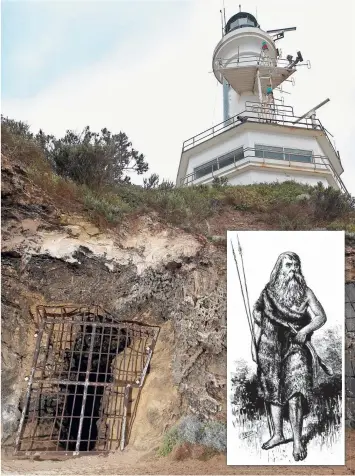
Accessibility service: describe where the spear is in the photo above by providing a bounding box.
[230,239,256,355]
[230,236,273,437]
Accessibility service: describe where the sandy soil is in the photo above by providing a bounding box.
[2,430,354,475]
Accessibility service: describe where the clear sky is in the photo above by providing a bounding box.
[2,0,355,193]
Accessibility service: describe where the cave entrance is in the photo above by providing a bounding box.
[15,305,159,456]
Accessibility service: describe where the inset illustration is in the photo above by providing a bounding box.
[227,231,344,465]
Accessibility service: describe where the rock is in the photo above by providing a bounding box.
[1,404,21,441]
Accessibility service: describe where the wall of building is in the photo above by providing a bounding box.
[186,128,327,178]
[247,130,325,157]
[225,168,329,187]
[227,91,258,117]
[186,130,249,176]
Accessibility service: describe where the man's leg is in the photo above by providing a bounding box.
[289,393,306,461]
[262,403,285,449]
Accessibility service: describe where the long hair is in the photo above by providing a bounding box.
[269,252,302,286]
[268,252,307,307]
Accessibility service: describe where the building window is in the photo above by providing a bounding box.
[255,144,313,163]
[195,159,217,180]
[194,147,244,180]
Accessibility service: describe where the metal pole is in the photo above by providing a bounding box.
[237,234,253,324]
[74,324,96,455]
[120,385,131,451]
[230,241,255,348]
[138,348,153,387]
[256,70,263,104]
[15,325,45,453]
[294,98,330,124]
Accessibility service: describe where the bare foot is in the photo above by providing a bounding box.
[262,434,286,450]
[293,440,307,461]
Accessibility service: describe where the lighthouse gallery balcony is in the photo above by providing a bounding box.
[177,103,346,192]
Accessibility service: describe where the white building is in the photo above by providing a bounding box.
[176,11,346,192]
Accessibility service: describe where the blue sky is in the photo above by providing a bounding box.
[2,0,190,100]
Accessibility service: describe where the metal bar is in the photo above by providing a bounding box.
[67,322,87,450]
[294,98,330,124]
[120,385,131,451]
[16,450,110,456]
[43,319,158,333]
[16,306,160,455]
[185,156,344,187]
[15,324,45,453]
[57,383,69,451]
[267,26,296,34]
[138,348,152,387]
[182,106,326,152]
[74,325,96,455]
[110,326,118,449]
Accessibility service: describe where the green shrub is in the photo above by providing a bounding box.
[200,420,227,452]
[158,416,227,457]
[212,176,229,188]
[325,221,355,233]
[82,188,132,223]
[3,116,354,233]
[158,427,181,457]
[269,203,313,230]
[310,182,355,221]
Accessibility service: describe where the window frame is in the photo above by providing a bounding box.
[255,144,313,164]
[193,147,245,180]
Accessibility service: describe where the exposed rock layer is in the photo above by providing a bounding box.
[1,154,354,448]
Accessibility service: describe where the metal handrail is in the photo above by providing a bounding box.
[214,54,294,69]
[245,101,295,116]
[180,147,348,194]
[182,110,322,152]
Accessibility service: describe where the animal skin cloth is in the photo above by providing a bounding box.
[254,286,313,412]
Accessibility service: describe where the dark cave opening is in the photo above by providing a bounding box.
[58,324,130,451]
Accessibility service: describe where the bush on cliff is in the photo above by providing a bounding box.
[2,115,354,232]
[158,416,227,457]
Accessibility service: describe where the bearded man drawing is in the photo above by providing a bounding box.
[252,252,327,462]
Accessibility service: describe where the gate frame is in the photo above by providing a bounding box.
[14,305,160,457]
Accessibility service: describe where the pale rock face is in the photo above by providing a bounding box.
[3,217,201,274]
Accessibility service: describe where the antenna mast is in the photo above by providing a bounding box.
[220,9,224,37]
[294,98,330,124]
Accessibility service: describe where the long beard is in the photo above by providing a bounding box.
[270,271,306,308]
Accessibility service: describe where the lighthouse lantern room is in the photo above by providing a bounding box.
[176,9,346,192]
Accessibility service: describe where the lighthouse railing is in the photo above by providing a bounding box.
[180,147,347,194]
[182,99,337,153]
[215,54,293,69]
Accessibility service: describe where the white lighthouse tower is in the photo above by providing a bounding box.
[176,10,346,191]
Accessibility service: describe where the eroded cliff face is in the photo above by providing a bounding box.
[1,155,227,447]
[2,154,355,451]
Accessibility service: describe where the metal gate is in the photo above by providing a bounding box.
[15,305,159,456]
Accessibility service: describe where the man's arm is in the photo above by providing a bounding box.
[294,288,327,344]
